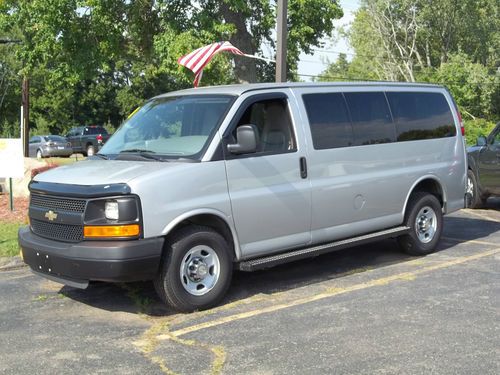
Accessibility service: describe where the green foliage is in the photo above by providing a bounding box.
[420,53,499,120]
[0,0,344,138]
[463,119,496,146]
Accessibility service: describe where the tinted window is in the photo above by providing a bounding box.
[344,92,395,146]
[303,93,353,149]
[85,127,108,135]
[387,92,456,141]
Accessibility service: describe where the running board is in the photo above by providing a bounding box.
[237,226,410,272]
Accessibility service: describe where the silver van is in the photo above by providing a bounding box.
[19,82,467,312]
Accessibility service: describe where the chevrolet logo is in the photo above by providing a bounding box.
[44,210,58,221]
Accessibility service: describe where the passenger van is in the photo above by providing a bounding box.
[19,82,467,312]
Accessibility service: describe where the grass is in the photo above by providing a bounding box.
[0,222,24,257]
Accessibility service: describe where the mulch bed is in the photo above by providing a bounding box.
[0,194,29,223]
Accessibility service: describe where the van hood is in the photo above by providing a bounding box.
[33,159,182,186]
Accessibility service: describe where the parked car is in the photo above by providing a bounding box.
[466,122,500,208]
[65,125,110,156]
[28,135,73,159]
[19,82,467,312]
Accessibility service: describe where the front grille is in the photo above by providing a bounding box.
[30,194,86,213]
[29,193,86,242]
[30,219,83,242]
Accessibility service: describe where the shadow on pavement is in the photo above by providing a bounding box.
[57,211,499,317]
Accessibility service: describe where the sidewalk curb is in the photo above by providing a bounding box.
[0,256,27,271]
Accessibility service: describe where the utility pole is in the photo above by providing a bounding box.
[22,77,29,156]
[276,0,288,82]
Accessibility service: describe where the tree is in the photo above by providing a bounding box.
[316,53,352,81]
[0,0,345,137]
[347,0,499,82]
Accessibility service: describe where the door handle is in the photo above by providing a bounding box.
[299,157,307,179]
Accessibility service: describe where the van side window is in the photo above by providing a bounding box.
[344,92,396,146]
[232,98,296,155]
[386,92,456,141]
[303,93,353,149]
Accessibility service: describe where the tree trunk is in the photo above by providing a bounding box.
[219,3,257,83]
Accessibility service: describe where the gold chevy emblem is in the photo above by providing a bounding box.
[45,210,58,221]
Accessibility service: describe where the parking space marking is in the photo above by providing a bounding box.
[462,209,499,222]
[441,237,499,246]
[160,247,500,339]
[0,272,32,281]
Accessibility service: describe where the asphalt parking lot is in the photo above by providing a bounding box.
[1,202,499,374]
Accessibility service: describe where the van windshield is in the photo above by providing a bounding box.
[100,95,234,160]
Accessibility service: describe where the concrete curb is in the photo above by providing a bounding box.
[0,256,27,271]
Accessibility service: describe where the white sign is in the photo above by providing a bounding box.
[0,138,24,178]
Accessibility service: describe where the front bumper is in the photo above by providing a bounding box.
[18,226,164,288]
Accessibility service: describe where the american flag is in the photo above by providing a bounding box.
[178,41,244,87]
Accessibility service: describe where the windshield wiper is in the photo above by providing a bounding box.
[119,149,167,161]
[120,148,156,153]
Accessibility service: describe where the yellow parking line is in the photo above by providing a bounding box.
[462,209,499,222]
[441,237,499,246]
[161,247,500,339]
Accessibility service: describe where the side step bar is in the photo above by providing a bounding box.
[237,226,410,272]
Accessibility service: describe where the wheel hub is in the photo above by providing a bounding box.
[415,206,437,244]
[418,216,431,232]
[180,245,221,296]
[187,257,208,282]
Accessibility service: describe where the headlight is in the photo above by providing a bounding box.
[84,195,142,239]
[105,200,119,220]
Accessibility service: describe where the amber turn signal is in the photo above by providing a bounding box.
[84,224,140,238]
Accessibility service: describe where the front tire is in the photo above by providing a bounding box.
[36,149,43,159]
[466,169,486,209]
[154,226,233,312]
[398,192,443,256]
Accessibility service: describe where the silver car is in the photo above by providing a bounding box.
[28,135,73,158]
[19,82,467,312]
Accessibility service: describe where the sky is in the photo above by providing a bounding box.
[297,0,360,81]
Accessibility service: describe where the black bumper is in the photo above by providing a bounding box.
[18,226,164,288]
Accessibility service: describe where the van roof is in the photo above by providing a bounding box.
[154,81,445,99]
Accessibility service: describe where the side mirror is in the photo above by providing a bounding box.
[476,136,487,146]
[227,124,259,155]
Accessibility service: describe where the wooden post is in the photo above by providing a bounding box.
[22,77,29,157]
[276,0,288,82]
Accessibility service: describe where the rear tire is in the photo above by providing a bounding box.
[398,192,443,256]
[466,169,486,209]
[154,226,233,312]
[36,149,43,159]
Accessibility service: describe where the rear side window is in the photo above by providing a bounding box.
[344,92,396,146]
[303,93,353,149]
[386,92,456,141]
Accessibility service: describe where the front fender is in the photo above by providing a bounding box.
[161,208,242,261]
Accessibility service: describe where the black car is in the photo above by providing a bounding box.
[467,122,500,208]
[66,125,110,156]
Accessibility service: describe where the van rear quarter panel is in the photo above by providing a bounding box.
[292,85,466,244]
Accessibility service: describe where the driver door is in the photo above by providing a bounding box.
[223,93,312,259]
